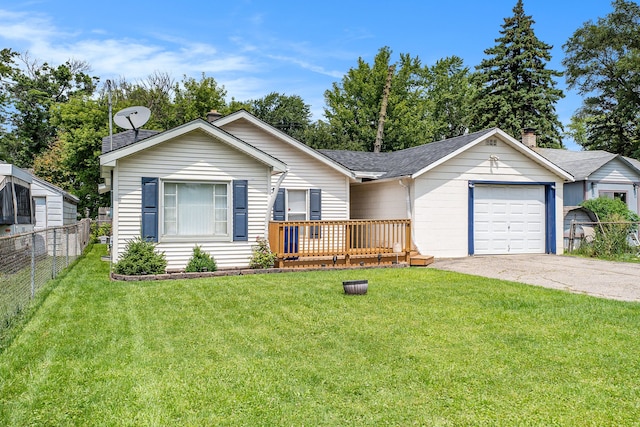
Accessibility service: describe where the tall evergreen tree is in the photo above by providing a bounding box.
[470,0,564,147]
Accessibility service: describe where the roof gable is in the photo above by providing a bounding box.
[321,128,573,181]
[100,119,287,173]
[214,110,354,178]
[538,148,640,181]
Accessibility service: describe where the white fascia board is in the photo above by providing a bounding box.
[214,110,355,179]
[0,163,33,183]
[411,128,574,182]
[99,120,287,173]
[352,171,387,179]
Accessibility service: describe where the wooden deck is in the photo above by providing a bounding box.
[268,219,415,268]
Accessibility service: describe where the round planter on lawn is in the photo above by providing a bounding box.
[343,280,368,295]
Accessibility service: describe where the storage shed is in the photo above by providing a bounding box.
[30,175,79,230]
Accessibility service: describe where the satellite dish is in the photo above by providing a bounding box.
[113,106,151,130]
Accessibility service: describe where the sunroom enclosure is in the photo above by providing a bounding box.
[268,219,412,268]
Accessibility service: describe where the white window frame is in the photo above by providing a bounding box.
[286,189,308,221]
[160,179,232,241]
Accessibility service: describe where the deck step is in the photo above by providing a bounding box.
[410,254,434,267]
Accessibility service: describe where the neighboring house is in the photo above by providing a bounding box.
[321,128,573,258]
[99,112,355,270]
[537,148,640,215]
[30,175,79,230]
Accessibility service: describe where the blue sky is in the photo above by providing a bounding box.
[0,1,616,149]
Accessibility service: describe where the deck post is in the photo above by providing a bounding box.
[405,220,412,262]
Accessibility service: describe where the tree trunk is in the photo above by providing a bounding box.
[374,65,395,153]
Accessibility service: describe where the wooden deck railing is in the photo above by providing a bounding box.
[268,219,411,268]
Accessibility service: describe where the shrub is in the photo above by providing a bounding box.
[185,246,217,273]
[581,197,640,223]
[578,197,639,258]
[113,237,167,275]
[249,237,277,269]
[90,222,112,243]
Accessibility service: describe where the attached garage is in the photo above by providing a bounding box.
[322,127,573,258]
[472,184,549,255]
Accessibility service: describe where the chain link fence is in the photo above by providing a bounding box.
[0,219,91,328]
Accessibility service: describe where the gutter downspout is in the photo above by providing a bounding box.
[264,170,288,239]
[399,178,420,254]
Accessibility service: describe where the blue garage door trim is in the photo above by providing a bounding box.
[467,181,556,255]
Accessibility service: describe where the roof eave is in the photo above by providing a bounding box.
[411,128,574,182]
[99,119,287,173]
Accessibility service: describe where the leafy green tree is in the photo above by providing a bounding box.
[1,55,97,167]
[563,0,640,157]
[426,56,475,140]
[246,92,311,140]
[323,46,433,152]
[33,95,110,217]
[470,0,564,147]
[174,73,227,126]
[107,72,174,131]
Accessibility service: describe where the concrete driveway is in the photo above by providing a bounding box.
[432,254,640,302]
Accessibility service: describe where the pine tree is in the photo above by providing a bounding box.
[471,0,564,148]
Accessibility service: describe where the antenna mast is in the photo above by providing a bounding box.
[107,79,113,151]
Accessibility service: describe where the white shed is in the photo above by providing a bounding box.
[30,175,79,230]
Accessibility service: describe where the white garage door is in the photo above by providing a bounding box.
[474,185,545,255]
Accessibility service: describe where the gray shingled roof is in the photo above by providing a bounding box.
[101,129,160,154]
[320,128,497,179]
[624,156,640,171]
[536,148,624,180]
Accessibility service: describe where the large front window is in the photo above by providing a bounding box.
[163,182,228,236]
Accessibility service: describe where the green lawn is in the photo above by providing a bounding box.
[1,245,640,426]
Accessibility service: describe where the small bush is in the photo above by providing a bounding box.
[113,237,167,275]
[90,222,112,243]
[577,198,639,258]
[581,197,640,224]
[185,246,217,273]
[249,237,277,269]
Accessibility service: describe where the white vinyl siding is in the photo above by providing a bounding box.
[350,180,408,219]
[220,119,350,220]
[412,139,563,257]
[112,130,271,270]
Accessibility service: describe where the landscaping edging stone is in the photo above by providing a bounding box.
[111,262,409,281]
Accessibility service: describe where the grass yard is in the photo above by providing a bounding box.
[1,246,640,426]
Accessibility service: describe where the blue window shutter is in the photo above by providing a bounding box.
[309,188,321,238]
[141,177,158,242]
[273,188,285,221]
[309,189,321,220]
[233,180,248,241]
